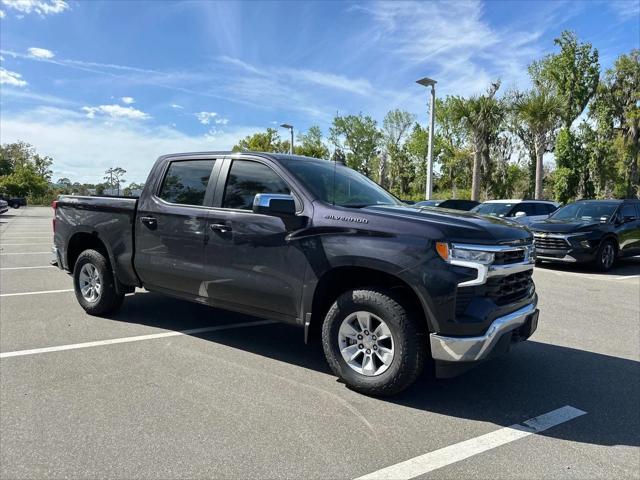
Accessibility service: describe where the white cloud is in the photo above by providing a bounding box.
[195,111,217,125]
[608,0,640,20]
[0,106,260,183]
[1,0,69,16]
[82,104,149,120]
[170,104,183,109]
[0,67,27,87]
[350,0,550,96]
[121,96,135,104]
[28,47,55,59]
[0,9,5,18]
[215,118,229,125]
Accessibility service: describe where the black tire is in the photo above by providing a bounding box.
[10,202,19,209]
[322,288,426,396]
[594,239,617,272]
[73,249,124,315]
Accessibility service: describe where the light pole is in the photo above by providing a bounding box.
[281,123,294,154]
[416,77,437,200]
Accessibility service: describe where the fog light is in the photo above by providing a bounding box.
[580,240,590,248]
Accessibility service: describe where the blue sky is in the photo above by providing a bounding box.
[0,0,638,183]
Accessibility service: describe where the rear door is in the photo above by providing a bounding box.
[134,157,221,297]
[202,157,309,321]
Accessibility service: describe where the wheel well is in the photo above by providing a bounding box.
[66,233,109,271]
[307,266,427,342]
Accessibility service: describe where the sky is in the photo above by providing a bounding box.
[0,0,638,184]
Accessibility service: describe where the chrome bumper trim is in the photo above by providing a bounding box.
[536,254,577,263]
[430,302,537,362]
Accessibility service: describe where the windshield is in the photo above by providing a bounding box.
[471,203,514,217]
[281,159,401,208]
[550,202,619,222]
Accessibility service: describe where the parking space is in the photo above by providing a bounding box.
[1,207,639,479]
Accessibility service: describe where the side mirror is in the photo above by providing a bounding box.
[253,193,296,216]
[514,211,526,218]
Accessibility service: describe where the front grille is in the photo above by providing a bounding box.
[493,249,525,265]
[456,270,534,314]
[486,270,534,305]
[534,235,569,250]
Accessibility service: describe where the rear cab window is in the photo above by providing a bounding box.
[158,159,216,206]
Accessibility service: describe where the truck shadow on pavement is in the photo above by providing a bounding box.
[110,292,639,449]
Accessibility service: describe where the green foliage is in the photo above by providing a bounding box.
[533,30,600,129]
[232,128,290,153]
[450,81,505,200]
[0,163,49,197]
[295,126,330,159]
[382,109,416,195]
[329,113,382,177]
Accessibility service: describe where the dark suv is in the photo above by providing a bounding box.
[530,199,640,271]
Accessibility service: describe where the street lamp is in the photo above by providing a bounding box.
[280,123,294,154]
[416,77,437,200]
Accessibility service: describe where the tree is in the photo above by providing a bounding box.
[329,113,382,177]
[533,31,600,201]
[232,128,290,153]
[0,164,49,197]
[295,126,330,159]
[532,31,600,130]
[104,167,127,195]
[451,81,505,201]
[381,109,416,194]
[590,49,639,198]
[512,88,561,198]
[33,154,53,181]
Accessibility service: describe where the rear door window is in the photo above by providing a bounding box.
[532,203,549,215]
[621,203,637,220]
[158,160,216,206]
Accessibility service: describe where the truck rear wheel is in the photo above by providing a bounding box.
[73,249,124,316]
[321,288,426,396]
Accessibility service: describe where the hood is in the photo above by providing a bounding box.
[361,205,533,244]
[529,218,603,234]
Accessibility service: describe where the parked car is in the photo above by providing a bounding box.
[53,152,539,396]
[471,199,559,225]
[0,195,27,209]
[530,199,640,271]
[436,199,480,211]
[413,199,442,207]
[0,199,8,214]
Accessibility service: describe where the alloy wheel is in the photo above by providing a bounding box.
[338,311,395,376]
[79,263,102,302]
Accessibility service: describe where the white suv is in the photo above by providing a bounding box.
[471,200,559,225]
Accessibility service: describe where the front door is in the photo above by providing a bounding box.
[135,158,219,297]
[203,158,308,321]
[617,203,640,256]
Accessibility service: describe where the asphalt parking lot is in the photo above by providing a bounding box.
[1,207,639,479]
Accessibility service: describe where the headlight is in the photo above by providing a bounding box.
[435,242,495,265]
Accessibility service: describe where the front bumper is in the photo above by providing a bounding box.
[430,301,539,362]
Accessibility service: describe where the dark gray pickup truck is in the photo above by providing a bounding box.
[53,152,539,395]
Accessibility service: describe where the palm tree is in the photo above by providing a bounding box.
[451,82,505,201]
[513,88,561,199]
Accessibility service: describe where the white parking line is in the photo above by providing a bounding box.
[0,243,52,246]
[354,406,587,480]
[0,266,56,270]
[0,289,74,297]
[0,252,52,255]
[0,320,277,358]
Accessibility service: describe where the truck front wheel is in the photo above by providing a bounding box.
[73,249,124,316]
[322,288,426,396]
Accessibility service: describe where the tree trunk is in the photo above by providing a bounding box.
[534,134,545,199]
[471,149,482,201]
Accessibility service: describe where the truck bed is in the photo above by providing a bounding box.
[54,195,140,287]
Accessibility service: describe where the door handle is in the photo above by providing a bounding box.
[209,223,231,233]
[140,216,157,229]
